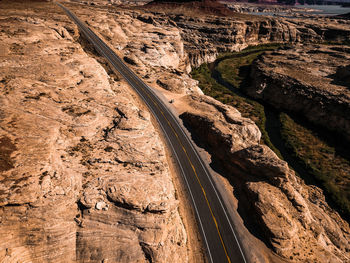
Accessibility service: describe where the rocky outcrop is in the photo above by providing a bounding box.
[0,2,187,262]
[69,0,350,70]
[246,44,350,142]
[3,1,350,262]
[81,7,198,91]
[68,0,143,6]
[178,16,350,67]
[141,4,350,67]
[68,0,350,69]
[225,2,312,15]
[175,17,313,67]
[180,95,350,262]
[69,4,350,261]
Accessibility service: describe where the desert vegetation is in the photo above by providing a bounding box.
[191,44,350,221]
[280,113,350,219]
[191,44,283,156]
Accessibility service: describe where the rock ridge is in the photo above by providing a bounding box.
[72,4,350,261]
[180,95,350,262]
[247,44,350,142]
[0,2,188,262]
[139,6,350,68]
[2,1,350,262]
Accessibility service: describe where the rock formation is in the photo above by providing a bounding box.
[180,95,350,262]
[0,2,187,262]
[246,44,350,142]
[225,0,350,5]
[2,0,350,262]
[77,4,350,261]
[141,3,350,67]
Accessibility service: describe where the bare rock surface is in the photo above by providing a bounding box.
[66,3,350,262]
[139,4,350,68]
[179,95,350,262]
[0,2,187,262]
[73,5,198,94]
[247,44,350,142]
[2,1,350,262]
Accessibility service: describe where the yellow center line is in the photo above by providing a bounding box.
[59,6,233,262]
[140,85,232,263]
[191,164,196,172]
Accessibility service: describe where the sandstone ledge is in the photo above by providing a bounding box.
[180,95,350,262]
[71,4,350,261]
[2,1,350,262]
[247,44,350,142]
[0,3,187,262]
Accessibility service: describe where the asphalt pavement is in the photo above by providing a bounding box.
[59,4,248,262]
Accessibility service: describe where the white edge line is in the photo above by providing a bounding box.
[148,89,248,261]
[60,5,247,262]
[121,63,247,262]
[87,15,247,262]
[90,17,247,262]
[123,76,215,263]
[59,7,214,262]
[146,85,248,263]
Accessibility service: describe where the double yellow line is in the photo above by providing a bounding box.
[60,5,232,261]
[138,86,232,263]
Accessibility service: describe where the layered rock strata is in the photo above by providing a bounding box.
[139,5,350,67]
[246,44,350,142]
[2,1,350,262]
[179,95,350,262]
[0,2,187,262]
[70,3,350,261]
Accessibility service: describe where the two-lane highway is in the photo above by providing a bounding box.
[59,4,248,262]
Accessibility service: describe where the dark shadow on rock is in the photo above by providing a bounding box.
[179,112,273,248]
[328,65,350,89]
[0,136,17,172]
[211,55,350,221]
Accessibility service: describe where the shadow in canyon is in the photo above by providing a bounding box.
[179,113,275,249]
[196,52,350,224]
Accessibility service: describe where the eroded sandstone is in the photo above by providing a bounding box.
[0,2,187,262]
[2,0,350,262]
[180,95,350,262]
[139,4,350,67]
[247,44,350,142]
[67,3,350,262]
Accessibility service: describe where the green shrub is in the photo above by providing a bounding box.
[191,43,350,221]
[191,45,282,157]
[280,113,350,219]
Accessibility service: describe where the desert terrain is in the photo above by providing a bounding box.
[0,0,350,262]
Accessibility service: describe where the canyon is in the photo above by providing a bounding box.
[247,44,350,142]
[0,2,189,262]
[141,1,350,67]
[1,0,350,262]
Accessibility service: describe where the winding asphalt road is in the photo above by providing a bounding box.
[59,4,248,263]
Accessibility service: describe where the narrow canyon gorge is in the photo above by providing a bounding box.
[0,0,349,262]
